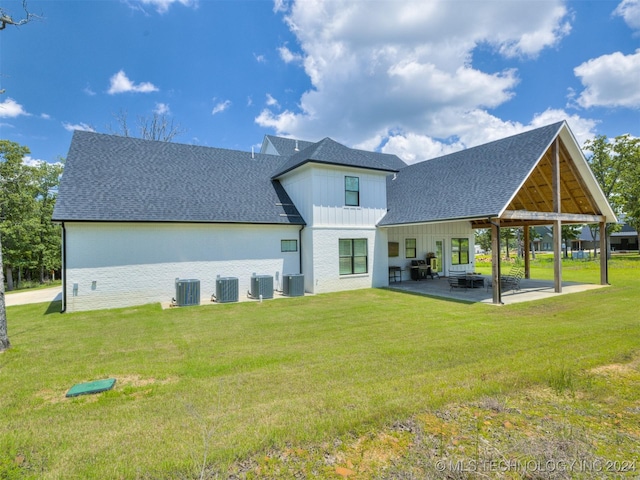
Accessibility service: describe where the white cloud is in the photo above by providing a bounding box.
[211,99,231,115]
[278,45,303,64]
[265,93,279,108]
[107,70,159,95]
[40,113,51,120]
[258,0,575,161]
[254,53,267,63]
[154,102,170,115]
[573,49,640,109]
[62,122,96,132]
[379,108,598,164]
[0,98,28,118]
[135,0,197,14]
[614,0,640,31]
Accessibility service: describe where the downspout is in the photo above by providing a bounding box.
[60,223,67,313]
[298,225,304,275]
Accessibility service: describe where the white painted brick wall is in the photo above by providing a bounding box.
[309,227,387,294]
[64,222,301,312]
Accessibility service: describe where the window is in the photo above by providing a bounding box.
[345,176,359,206]
[339,239,368,275]
[405,238,416,258]
[281,239,298,252]
[451,238,470,265]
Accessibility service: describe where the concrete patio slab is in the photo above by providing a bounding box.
[386,275,607,305]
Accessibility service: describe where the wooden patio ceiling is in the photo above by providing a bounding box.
[471,138,603,229]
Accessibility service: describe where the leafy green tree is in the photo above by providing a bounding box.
[33,161,64,281]
[0,141,38,290]
[583,134,629,257]
[561,225,582,258]
[616,135,640,253]
[501,228,516,259]
[474,228,492,253]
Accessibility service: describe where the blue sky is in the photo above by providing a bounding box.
[1,0,639,165]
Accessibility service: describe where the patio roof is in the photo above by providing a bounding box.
[380,121,616,229]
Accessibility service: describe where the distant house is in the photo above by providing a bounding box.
[531,226,554,252]
[575,222,639,252]
[52,121,616,311]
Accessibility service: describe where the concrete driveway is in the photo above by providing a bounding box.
[4,287,62,307]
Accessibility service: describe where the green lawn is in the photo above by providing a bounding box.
[1,255,639,478]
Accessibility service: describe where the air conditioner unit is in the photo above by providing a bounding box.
[283,274,304,297]
[175,279,200,307]
[250,275,273,299]
[215,277,238,303]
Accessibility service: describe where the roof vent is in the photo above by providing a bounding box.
[294,140,299,152]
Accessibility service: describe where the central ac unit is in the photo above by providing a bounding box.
[250,275,273,299]
[175,279,200,307]
[215,277,238,303]
[283,274,304,297]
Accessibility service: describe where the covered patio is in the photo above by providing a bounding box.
[380,121,617,304]
[386,275,607,305]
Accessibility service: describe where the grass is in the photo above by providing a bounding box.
[1,255,639,478]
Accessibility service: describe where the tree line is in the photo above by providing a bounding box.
[0,140,63,290]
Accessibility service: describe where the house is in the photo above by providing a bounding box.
[531,226,554,252]
[575,222,639,252]
[52,121,616,312]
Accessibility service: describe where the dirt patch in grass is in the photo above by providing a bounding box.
[220,362,640,479]
[116,374,178,387]
[35,375,178,404]
[589,354,640,377]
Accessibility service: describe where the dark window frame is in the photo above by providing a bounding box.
[281,239,298,252]
[339,238,368,275]
[345,176,360,206]
[451,238,470,265]
[405,238,417,258]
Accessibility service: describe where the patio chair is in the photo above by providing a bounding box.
[448,275,467,291]
[501,267,524,292]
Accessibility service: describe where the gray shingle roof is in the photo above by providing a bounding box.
[379,122,565,226]
[272,137,405,178]
[261,135,316,156]
[52,131,305,224]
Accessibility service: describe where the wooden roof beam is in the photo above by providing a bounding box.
[501,209,605,223]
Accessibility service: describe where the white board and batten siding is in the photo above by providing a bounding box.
[63,222,301,312]
[279,164,391,294]
[386,221,476,278]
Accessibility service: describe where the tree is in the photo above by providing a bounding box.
[0,243,7,350]
[583,135,627,258]
[500,228,516,259]
[561,225,582,258]
[617,135,640,253]
[109,109,185,142]
[0,141,38,290]
[0,0,37,30]
[1,0,38,352]
[33,161,64,282]
[474,228,492,253]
